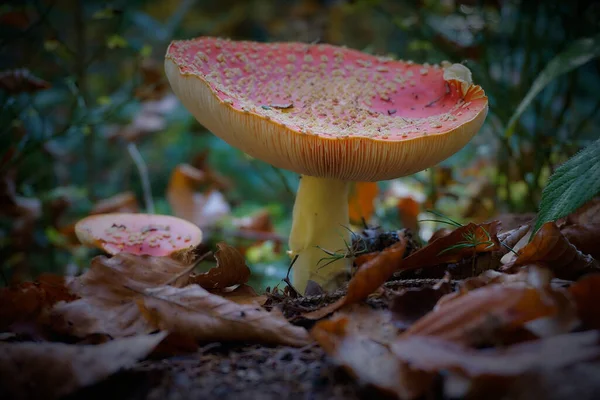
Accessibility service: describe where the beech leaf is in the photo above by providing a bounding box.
[138,284,309,347]
[502,222,599,280]
[51,253,192,337]
[0,332,166,400]
[190,242,250,289]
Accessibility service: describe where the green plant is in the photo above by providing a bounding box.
[534,138,600,233]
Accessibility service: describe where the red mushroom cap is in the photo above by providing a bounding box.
[165,37,488,181]
[75,213,202,257]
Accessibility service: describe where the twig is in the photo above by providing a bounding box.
[127,142,154,214]
[283,255,301,297]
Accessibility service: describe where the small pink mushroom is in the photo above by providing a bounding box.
[75,213,202,259]
[165,37,488,292]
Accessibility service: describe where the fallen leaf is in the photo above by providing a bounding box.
[563,196,600,226]
[397,196,420,233]
[561,223,600,260]
[405,277,570,346]
[348,182,378,223]
[390,330,600,382]
[391,275,452,329]
[167,164,231,229]
[0,332,166,400]
[138,284,309,347]
[311,316,433,399]
[0,274,77,334]
[303,237,407,320]
[51,254,192,337]
[233,209,282,253]
[502,222,599,280]
[190,242,250,289]
[0,68,50,94]
[400,221,501,273]
[568,273,600,330]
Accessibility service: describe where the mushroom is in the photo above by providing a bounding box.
[75,213,202,261]
[164,38,488,292]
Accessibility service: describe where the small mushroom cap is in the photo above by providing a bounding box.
[166,37,488,181]
[75,213,202,257]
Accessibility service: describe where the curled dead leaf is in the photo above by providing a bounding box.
[0,332,166,400]
[51,254,192,337]
[400,221,501,273]
[190,242,250,289]
[405,276,571,346]
[138,284,309,347]
[303,238,407,320]
[502,222,599,280]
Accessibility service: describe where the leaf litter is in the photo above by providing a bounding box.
[2,203,600,399]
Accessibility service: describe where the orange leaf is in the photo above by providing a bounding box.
[397,196,420,232]
[190,243,250,289]
[348,182,378,223]
[404,282,567,346]
[166,164,230,228]
[303,238,407,319]
[568,273,600,330]
[345,238,407,304]
[400,221,501,272]
[502,222,599,280]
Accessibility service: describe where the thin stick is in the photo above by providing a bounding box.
[163,251,213,286]
[283,255,301,297]
[127,142,154,214]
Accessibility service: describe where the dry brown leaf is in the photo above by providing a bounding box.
[391,276,452,329]
[405,279,568,346]
[391,330,600,380]
[190,242,250,289]
[303,238,407,320]
[348,182,378,223]
[137,284,309,347]
[51,254,191,337]
[0,274,77,334]
[0,332,166,400]
[568,274,600,330]
[563,197,600,225]
[167,164,230,229]
[561,224,600,260]
[233,209,282,253]
[502,222,599,280]
[400,221,501,273]
[311,316,433,399]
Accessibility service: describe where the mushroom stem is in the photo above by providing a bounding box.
[289,175,351,293]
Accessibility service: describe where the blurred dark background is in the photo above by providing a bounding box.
[1,0,599,287]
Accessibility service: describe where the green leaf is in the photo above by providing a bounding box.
[506,34,600,137]
[534,138,600,233]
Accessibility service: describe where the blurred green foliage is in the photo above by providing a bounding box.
[1,0,599,286]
